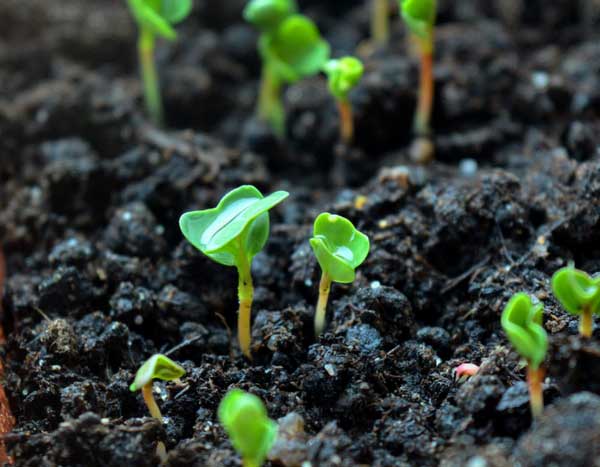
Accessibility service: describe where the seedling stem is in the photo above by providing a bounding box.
[237,239,255,360]
[258,65,284,137]
[142,382,163,422]
[371,0,389,46]
[337,99,354,145]
[415,44,433,137]
[527,366,544,419]
[138,29,163,126]
[315,272,332,336]
[580,304,593,337]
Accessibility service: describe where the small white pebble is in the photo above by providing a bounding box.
[467,456,488,467]
[459,158,478,177]
[101,418,110,425]
[122,212,132,221]
[51,365,62,371]
[304,278,313,287]
[324,364,336,377]
[370,280,381,290]
[134,315,144,325]
[532,71,549,89]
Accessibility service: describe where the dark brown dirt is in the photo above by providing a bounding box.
[2,0,600,466]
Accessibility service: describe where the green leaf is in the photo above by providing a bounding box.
[501,293,548,369]
[323,56,364,101]
[129,354,185,392]
[179,185,289,267]
[243,0,297,32]
[552,265,600,316]
[218,389,278,467]
[126,0,191,40]
[309,213,370,284]
[161,0,193,24]
[399,0,437,39]
[260,14,330,84]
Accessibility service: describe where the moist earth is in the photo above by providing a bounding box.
[2,0,600,466]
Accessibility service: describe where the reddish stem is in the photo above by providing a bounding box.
[415,51,434,136]
[527,366,545,419]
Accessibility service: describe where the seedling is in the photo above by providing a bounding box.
[501,293,548,418]
[126,0,192,126]
[179,185,289,359]
[552,263,600,338]
[398,0,437,162]
[218,389,277,467]
[371,0,390,46]
[244,1,330,136]
[454,363,479,382]
[323,57,364,145]
[130,354,185,463]
[309,213,370,336]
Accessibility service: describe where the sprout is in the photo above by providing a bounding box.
[372,0,390,46]
[552,263,600,338]
[323,57,364,145]
[398,0,437,162]
[309,213,370,336]
[218,389,278,467]
[126,0,192,126]
[244,1,330,137]
[179,185,289,359]
[130,354,185,462]
[454,363,479,382]
[501,293,548,418]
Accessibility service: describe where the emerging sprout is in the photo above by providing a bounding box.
[501,293,548,418]
[398,0,437,162]
[126,0,192,126]
[323,57,364,145]
[244,0,330,136]
[218,389,278,467]
[372,0,390,46]
[552,263,600,338]
[179,185,289,359]
[309,213,370,336]
[130,354,185,462]
[454,363,479,382]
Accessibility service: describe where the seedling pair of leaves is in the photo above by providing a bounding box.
[126,0,192,126]
[310,213,370,336]
[502,293,547,418]
[244,0,330,136]
[179,185,289,359]
[219,389,277,467]
[552,264,600,337]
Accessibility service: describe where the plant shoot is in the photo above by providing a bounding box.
[501,293,548,418]
[244,1,330,136]
[371,0,390,46]
[218,389,278,467]
[179,185,289,359]
[399,0,437,162]
[309,213,370,336]
[552,263,600,338]
[126,0,192,126]
[323,57,364,145]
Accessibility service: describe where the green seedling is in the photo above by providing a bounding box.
[309,213,370,336]
[501,293,548,418]
[398,0,437,162]
[323,57,364,145]
[179,185,289,359]
[126,0,192,126]
[244,1,330,137]
[218,389,277,467]
[130,354,185,463]
[552,263,600,338]
[372,0,390,46]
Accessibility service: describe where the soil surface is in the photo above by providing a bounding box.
[2,0,600,466]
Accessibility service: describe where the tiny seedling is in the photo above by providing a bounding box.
[126,0,192,126]
[218,389,277,467]
[454,363,479,382]
[552,263,600,338]
[130,354,185,463]
[179,185,289,359]
[309,213,370,336]
[323,56,364,145]
[398,0,437,162]
[372,0,390,46]
[244,1,330,136]
[501,293,548,418]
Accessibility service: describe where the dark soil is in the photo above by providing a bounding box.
[2,0,600,466]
